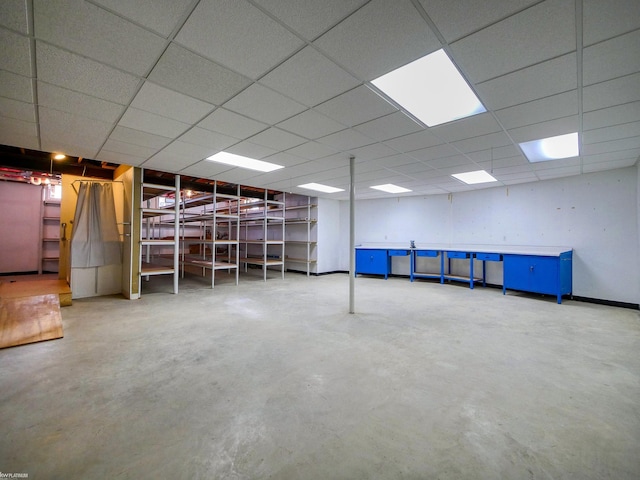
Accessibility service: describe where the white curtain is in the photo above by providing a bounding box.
[71,182,122,268]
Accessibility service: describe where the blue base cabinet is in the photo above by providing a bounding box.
[503,251,572,303]
[355,249,391,278]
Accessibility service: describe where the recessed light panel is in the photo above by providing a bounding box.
[519,132,579,162]
[370,184,412,194]
[371,49,486,127]
[451,170,498,185]
[298,182,344,193]
[206,152,284,172]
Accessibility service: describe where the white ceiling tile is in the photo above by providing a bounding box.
[384,161,430,176]
[450,131,512,154]
[383,129,443,153]
[34,0,166,76]
[418,0,539,43]
[583,0,640,46]
[477,54,577,111]
[0,0,29,33]
[253,0,367,40]
[450,0,576,82]
[0,97,35,123]
[198,108,267,139]
[177,127,238,151]
[39,106,113,148]
[38,82,125,124]
[582,136,640,156]
[285,141,337,160]
[314,0,440,80]
[223,84,306,125]
[261,152,308,168]
[582,158,638,173]
[90,0,193,37]
[142,149,199,172]
[160,140,214,160]
[248,128,306,151]
[109,126,172,150]
[99,138,158,159]
[260,47,360,107]
[180,160,233,179]
[40,138,99,160]
[349,143,398,161]
[535,165,582,180]
[582,73,640,112]
[507,116,579,143]
[354,112,423,142]
[131,82,214,124]
[583,121,640,145]
[0,28,31,76]
[426,155,475,171]
[277,109,345,139]
[409,143,459,162]
[317,128,375,151]
[175,0,304,79]
[148,44,251,105]
[315,85,397,127]
[118,107,190,138]
[0,70,33,103]
[467,145,521,163]
[583,148,640,165]
[0,115,37,141]
[583,30,640,86]
[96,149,147,167]
[37,42,141,104]
[494,90,578,129]
[210,169,262,184]
[430,113,501,143]
[357,153,417,170]
[583,101,640,131]
[226,141,277,160]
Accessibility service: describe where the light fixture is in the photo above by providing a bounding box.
[298,183,344,193]
[451,170,498,185]
[519,133,579,162]
[370,184,412,194]
[371,49,486,127]
[53,153,66,160]
[206,152,284,172]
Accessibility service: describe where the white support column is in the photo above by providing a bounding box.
[173,174,180,294]
[349,155,355,314]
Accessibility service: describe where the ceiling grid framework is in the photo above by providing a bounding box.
[0,0,638,199]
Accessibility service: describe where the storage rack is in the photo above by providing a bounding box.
[139,171,180,294]
[239,189,285,281]
[179,181,240,287]
[284,194,317,276]
[40,197,61,274]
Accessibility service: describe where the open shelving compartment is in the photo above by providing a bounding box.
[238,188,285,281]
[284,193,317,276]
[139,170,180,294]
[179,180,240,288]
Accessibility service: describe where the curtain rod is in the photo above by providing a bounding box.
[71,179,124,195]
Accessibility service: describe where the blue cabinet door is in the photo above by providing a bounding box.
[355,249,390,277]
[504,255,558,295]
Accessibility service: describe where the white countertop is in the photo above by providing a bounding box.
[355,243,572,256]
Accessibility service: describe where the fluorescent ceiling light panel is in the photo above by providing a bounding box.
[452,170,498,185]
[371,49,486,127]
[298,182,344,193]
[370,184,412,194]
[206,152,284,172]
[519,132,579,162]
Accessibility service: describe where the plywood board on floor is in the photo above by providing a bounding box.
[0,294,63,349]
[0,279,72,306]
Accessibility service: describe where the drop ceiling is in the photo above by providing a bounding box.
[0,0,638,200]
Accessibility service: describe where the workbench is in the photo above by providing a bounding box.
[355,244,573,304]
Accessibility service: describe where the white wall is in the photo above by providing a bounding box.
[317,197,342,273]
[335,167,639,305]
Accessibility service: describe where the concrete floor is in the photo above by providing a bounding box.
[1,272,639,479]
